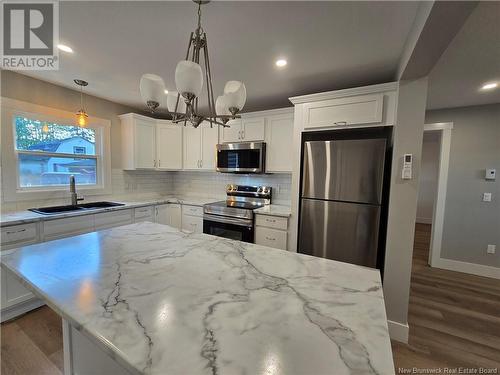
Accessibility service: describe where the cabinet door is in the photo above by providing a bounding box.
[266,114,294,172]
[303,93,384,129]
[156,122,183,170]
[94,210,133,230]
[183,126,202,169]
[222,119,242,143]
[135,118,156,168]
[155,204,169,225]
[42,215,94,241]
[242,117,265,141]
[168,204,182,229]
[134,206,155,223]
[182,214,203,233]
[1,270,35,309]
[201,123,219,170]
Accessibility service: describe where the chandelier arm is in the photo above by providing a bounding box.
[203,34,218,125]
[202,43,214,127]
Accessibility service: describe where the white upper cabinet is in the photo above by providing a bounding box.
[222,117,265,143]
[134,117,156,168]
[222,119,241,142]
[183,126,202,170]
[156,121,183,170]
[183,122,219,170]
[201,123,218,170]
[120,114,183,170]
[303,93,384,129]
[241,117,265,141]
[265,113,294,172]
[290,83,398,130]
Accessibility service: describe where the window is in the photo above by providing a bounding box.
[14,116,99,188]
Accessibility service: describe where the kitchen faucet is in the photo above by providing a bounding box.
[69,175,84,206]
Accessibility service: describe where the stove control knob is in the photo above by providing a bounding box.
[257,187,263,193]
[262,187,268,194]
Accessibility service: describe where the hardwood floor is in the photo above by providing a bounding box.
[1,305,63,375]
[392,223,500,372]
[1,223,498,374]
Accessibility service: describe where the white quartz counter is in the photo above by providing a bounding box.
[253,204,291,217]
[0,196,217,227]
[1,222,393,375]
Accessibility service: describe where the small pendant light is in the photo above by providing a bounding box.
[74,79,89,127]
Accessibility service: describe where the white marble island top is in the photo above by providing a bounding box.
[1,222,394,375]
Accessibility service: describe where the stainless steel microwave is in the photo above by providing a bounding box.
[216,142,266,173]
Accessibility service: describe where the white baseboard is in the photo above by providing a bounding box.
[1,298,44,322]
[432,258,500,279]
[387,320,409,343]
[416,217,432,224]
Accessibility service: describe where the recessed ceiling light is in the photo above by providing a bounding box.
[57,44,73,53]
[164,89,169,94]
[481,82,498,90]
[275,59,287,68]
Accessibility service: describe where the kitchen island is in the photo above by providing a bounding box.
[0,222,394,375]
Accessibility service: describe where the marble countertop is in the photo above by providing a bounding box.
[1,222,393,375]
[253,204,291,217]
[0,196,218,227]
[1,198,292,227]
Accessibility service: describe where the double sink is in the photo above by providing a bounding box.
[29,201,125,215]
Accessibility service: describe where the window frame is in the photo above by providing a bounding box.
[1,98,112,202]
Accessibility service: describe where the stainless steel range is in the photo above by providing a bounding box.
[203,185,272,243]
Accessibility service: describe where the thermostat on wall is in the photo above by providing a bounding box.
[485,169,496,180]
[402,154,413,180]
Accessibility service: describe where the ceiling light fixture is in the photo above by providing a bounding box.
[74,79,89,127]
[164,89,169,94]
[275,59,287,68]
[481,82,498,90]
[58,44,73,53]
[139,0,245,128]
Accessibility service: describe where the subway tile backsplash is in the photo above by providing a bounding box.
[1,169,291,212]
[169,171,292,204]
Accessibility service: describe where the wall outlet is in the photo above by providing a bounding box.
[483,193,492,202]
[487,244,496,254]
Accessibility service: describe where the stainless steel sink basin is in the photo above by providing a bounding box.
[29,201,125,215]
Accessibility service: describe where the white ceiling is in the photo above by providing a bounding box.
[19,1,421,112]
[427,2,500,110]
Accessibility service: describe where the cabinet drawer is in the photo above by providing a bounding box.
[255,227,287,250]
[182,205,203,217]
[134,206,155,220]
[303,93,383,129]
[95,209,133,230]
[181,214,203,233]
[43,215,94,240]
[1,223,38,248]
[255,215,288,230]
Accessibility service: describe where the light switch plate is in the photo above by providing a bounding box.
[485,168,496,180]
[487,244,496,254]
[483,193,492,202]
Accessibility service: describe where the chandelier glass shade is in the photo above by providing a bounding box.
[139,0,246,128]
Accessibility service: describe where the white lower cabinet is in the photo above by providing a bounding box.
[1,223,41,319]
[155,204,182,230]
[94,209,133,230]
[42,215,95,242]
[181,205,203,233]
[254,214,289,250]
[134,206,155,223]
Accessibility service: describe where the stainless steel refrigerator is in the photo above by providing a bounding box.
[298,137,388,269]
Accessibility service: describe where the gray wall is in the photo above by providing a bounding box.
[383,78,427,331]
[416,132,440,223]
[1,70,138,169]
[426,104,500,268]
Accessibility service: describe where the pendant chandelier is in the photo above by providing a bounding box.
[139,0,246,128]
[74,79,89,127]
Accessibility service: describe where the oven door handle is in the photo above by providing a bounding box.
[204,214,253,228]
